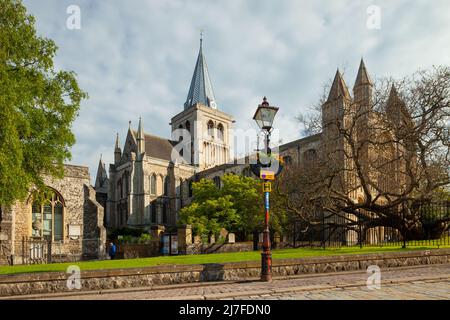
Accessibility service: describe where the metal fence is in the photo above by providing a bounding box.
[289,201,450,248]
[12,238,105,265]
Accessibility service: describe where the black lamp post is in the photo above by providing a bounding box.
[253,96,279,282]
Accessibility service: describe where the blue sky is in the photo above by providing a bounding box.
[22,0,450,183]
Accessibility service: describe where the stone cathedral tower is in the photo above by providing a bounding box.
[170,39,233,171]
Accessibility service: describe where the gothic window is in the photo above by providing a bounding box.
[151,201,157,223]
[207,120,214,137]
[188,180,193,197]
[176,178,182,197]
[162,202,168,224]
[163,176,169,196]
[178,124,184,142]
[31,191,64,241]
[123,173,129,197]
[150,174,156,195]
[118,179,123,199]
[185,121,191,133]
[217,123,224,141]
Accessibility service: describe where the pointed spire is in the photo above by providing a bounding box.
[327,69,351,102]
[387,84,400,104]
[114,133,120,150]
[136,117,145,154]
[137,117,144,139]
[354,58,373,87]
[114,133,121,164]
[387,84,407,114]
[184,35,217,110]
[95,155,108,189]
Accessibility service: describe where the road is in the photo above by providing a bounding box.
[11,264,450,300]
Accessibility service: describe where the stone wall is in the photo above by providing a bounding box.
[0,249,448,297]
[116,242,160,259]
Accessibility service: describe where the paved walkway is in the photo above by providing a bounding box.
[14,264,450,300]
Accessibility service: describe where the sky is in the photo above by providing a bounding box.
[22,0,450,183]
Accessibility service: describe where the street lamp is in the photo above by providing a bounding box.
[253,96,279,282]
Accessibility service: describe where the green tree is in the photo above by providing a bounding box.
[0,0,87,205]
[179,174,263,240]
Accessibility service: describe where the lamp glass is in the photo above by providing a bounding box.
[253,105,278,130]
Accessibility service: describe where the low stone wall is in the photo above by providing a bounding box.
[116,242,160,259]
[0,249,449,297]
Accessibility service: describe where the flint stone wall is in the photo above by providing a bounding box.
[0,249,449,297]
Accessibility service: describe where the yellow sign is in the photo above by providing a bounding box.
[260,170,275,180]
[263,182,272,192]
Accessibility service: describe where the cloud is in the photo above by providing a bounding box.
[22,0,450,182]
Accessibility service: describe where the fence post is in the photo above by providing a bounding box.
[358,210,363,249]
[402,203,407,249]
[322,213,326,250]
[47,238,52,264]
[293,219,296,248]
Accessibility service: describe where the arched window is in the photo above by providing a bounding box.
[118,179,122,199]
[207,120,214,137]
[217,123,224,141]
[178,124,184,142]
[185,120,191,133]
[188,180,193,197]
[162,201,168,224]
[31,190,64,241]
[150,174,156,195]
[163,176,169,196]
[123,172,129,196]
[151,201,157,223]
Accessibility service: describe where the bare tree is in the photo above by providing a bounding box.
[276,66,450,242]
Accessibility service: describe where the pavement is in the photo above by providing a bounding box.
[5,263,450,300]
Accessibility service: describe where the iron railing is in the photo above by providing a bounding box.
[288,201,450,248]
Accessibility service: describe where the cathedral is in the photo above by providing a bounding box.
[95,39,411,233]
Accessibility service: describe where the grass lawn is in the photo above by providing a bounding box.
[1,244,448,275]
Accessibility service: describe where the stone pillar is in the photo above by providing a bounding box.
[274,232,281,249]
[0,206,14,266]
[177,224,192,254]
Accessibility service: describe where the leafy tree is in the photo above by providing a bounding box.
[0,0,87,205]
[179,174,264,240]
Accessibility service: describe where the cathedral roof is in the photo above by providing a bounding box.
[184,39,217,110]
[132,131,178,161]
[354,58,373,87]
[327,69,351,102]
